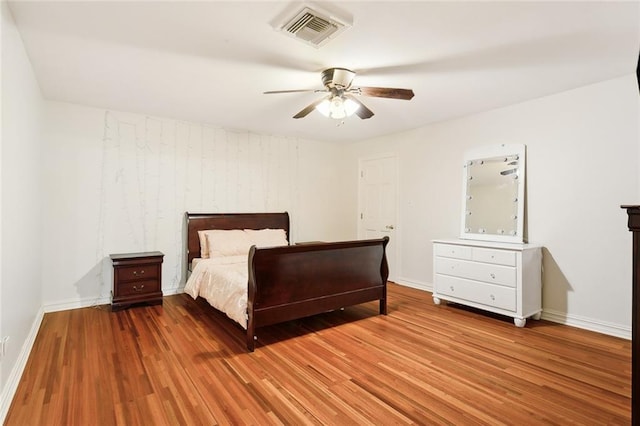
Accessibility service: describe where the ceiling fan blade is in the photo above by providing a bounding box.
[263,89,318,94]
[293,95,331,119]
[356,87,415,100]
[345,95,374,119]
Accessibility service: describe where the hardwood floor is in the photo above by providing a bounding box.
[5,283,631,425]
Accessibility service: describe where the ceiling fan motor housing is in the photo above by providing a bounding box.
[322,68,356,89]
[265,67,413,119]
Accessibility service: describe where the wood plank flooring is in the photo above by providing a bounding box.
[4,283,631,425]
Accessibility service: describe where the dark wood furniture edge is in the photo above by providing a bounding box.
[247,237,389,352]
[111,295,163,311]
[622,204,639,425]
[184,212,290,277]
[110,251,165,261]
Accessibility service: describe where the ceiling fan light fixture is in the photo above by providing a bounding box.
[316,96,359,119]
[266,67,412,120]
[344,97,360,116]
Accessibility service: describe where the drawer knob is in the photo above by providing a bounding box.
[490,294,495,301]
[490,273,496,279]
[450,286,454,291]
[133,284,145,292]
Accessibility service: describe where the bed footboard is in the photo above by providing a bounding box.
[246,237,389,351]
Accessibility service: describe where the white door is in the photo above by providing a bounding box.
[359,155,398,281]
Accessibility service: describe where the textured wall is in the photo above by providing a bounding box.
[42,105,349,307]
[98,112,301,290]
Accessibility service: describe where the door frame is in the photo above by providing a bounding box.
[357,153,400,282]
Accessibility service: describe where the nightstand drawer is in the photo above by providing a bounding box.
[116,279,159,297]
[116,265,159,282]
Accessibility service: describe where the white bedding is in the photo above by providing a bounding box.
[185,227,289,329]
[184,255,248,329]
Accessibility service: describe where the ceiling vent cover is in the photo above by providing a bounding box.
[279,7,350,48]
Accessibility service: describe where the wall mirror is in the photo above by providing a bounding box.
[460,144,526,243]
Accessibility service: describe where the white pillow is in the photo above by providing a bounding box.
[244,228,288,248]
[197,230,213,259]
[206,229,252,258]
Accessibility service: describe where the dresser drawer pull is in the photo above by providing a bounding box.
[133,270,145,276]
[490,273,496,279]
[450,286,454,292]
[490,294,495,301]
[133,284,145,292]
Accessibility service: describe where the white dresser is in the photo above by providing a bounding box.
[432,239,542,327]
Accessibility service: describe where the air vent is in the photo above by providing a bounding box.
[279,7,350,48]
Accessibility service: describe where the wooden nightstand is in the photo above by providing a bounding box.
[110,251,164,311]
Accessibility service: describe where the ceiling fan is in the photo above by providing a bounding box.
[264,67,415,120]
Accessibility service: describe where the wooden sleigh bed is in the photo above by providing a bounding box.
[185,212,389,351]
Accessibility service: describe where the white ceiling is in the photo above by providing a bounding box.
[8,1,640,143]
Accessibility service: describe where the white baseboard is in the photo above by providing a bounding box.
[393,277,431,292]
[42,287,185,313]
[391,281,631,340]
[541,309,631,340]
[43,295,111,313]
[41,287,633,340]
[0,306,44,424]
[162,286,185,296]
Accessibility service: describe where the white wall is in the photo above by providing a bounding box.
[1,1,45,419]
[40,103,352,309]
[346,75,639,337]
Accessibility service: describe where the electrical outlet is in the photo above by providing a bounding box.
[0,336,9,357]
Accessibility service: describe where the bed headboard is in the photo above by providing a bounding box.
[185,212,290,266]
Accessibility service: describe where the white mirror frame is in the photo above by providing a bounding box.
[460,144,526,244]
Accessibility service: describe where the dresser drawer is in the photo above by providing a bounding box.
[435,274,516,311]
[116,265,159,282]
[472,247,516,266]
[435,257,516,287]
[434,243,472,260]
[116,279,160,297]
